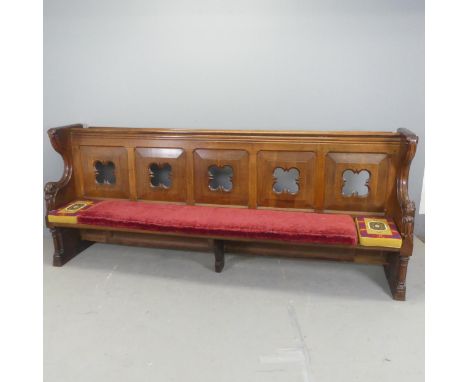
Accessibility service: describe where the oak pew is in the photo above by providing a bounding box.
[45,125,418,300]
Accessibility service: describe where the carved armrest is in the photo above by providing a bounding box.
[44,181,64,212]
[44,124,83,216]
[396,128,418,254]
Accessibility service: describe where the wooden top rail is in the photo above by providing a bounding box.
[67,126,405,145]
[73,125,402,137]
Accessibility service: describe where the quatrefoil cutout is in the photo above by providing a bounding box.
[208,165,233,192]
[342,169,370,197]
[149,163,172,189]
[272,167,300,195]
[94,161,116,185]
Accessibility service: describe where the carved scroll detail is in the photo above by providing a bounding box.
[396,128,418,257]
[44,124,83,216]
[44,182,60,213]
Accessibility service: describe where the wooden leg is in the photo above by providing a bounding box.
[50,227,93,266]
[384,254,410,301]
[213,239,225,273]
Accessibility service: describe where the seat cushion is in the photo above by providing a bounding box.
[76,200,358,246]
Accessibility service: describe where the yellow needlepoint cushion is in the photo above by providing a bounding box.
[47,200,96,224]
[355,216,402,249]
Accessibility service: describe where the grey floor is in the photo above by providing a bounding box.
[44,237,424,382]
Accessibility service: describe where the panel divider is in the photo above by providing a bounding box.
[248,148,257,209]
[127,146,137,200]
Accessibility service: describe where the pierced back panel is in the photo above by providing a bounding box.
[69,128,403,214]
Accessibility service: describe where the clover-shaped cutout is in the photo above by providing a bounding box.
[94,161,116,185]
[272,167,300,195]
[342,169,370,197]
[149,163,172,189]
[208,165,233,192]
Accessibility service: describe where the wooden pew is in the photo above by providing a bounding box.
[45,125,418,300]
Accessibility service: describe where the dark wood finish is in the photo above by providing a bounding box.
[384,254,409,301]
[384,128,418,300]
[80,229,212,252]
[44,125,95,263]
[225,241,388,264]
[213,239,225,273]
[45,125,418,300]
[44,125,81,213]
[49,227,93,266]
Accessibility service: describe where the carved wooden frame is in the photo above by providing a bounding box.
[257,151,316,209]
[79,145,130,199]
[193,149,249,206]
[384,128,418,300]
[324,152,389,212]
[135,147,186,202]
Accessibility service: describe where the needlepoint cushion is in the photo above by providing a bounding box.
[47,200,98,224]
[355,216,402,248]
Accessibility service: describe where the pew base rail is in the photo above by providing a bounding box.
[49,224,409,300]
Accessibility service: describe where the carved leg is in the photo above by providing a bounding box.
[384,254,410,301]
[50,227,93,266]
[213,239,225,273]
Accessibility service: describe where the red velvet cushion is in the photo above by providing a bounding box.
[78,200,358,246]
